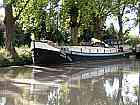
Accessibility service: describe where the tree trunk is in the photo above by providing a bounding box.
[4,4,17,58]
[116,71,124,105]
[118,15,123,40]
[117,15,123,48]
[93,15,106,40]
[117,4,125,48]
[71,25,78,45]
[70,15,79,45]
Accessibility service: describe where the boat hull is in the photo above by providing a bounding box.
[136,52,140,59]
[32,48,68,65]
[66,52,130,61]
[32,48,130,65]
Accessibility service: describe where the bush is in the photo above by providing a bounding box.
[0,47,32,67]
[0,55,10,66]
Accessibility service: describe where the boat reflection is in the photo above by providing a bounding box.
[66,61,139,105]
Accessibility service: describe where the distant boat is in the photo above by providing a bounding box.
[31,39,131,65]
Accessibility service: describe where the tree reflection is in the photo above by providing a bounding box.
[138,70,140,105]
[0,61,139,105]
[115,68,124,105]
[105,67,139,105]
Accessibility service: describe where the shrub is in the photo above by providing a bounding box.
[0,47,32,67]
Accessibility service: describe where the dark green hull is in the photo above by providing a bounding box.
[32,47,130,65]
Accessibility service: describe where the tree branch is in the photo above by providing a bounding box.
[123,25,135,36]
[14,0,30,21]
[98,0,104,14]
[123,18,137,24]
[120,5,126,17]
[8,0,18,5]
[78,11,82,27]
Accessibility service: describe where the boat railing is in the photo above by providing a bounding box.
[61,46,118,54]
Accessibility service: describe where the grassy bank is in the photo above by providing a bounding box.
[0,47,32,67]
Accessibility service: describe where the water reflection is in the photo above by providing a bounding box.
[0,59,139,105]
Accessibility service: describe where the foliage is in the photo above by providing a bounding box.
[13,0,47,38]
[6,0,118,43]
[111,0,139,41]
[103,23,118,45]
[63,0,117,40]
[14,32,32,47]
[0,47,32,67]
[126,36,140,47]
[3,0,140,45]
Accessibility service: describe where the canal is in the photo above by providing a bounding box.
[0,59,139,105]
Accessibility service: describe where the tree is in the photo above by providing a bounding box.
[3,0,139,51]
[63,0,118,44]
[104,23,118,45]
[4,3,17,57]
[112,0,138,45]
[4,0,30,58]
[86,0,115,39]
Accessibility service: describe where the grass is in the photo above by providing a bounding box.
[0,46,32,67]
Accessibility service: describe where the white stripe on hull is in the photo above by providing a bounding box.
[67,51,127,56]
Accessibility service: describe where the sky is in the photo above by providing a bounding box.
[106,17,139,37]
[106,7,139,37]
[0,0,4,18]
[0,0,2,4]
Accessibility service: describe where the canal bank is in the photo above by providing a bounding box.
[0,48,32,67]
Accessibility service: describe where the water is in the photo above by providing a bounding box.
[0,59,139,105]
